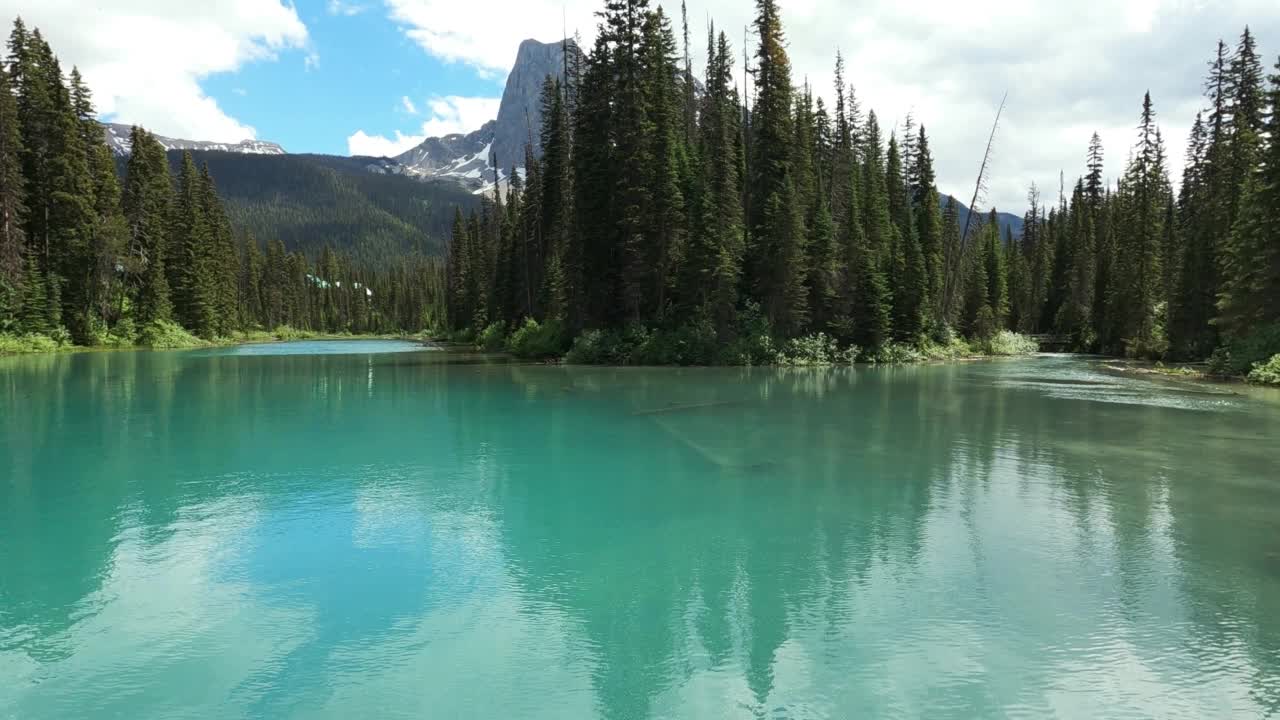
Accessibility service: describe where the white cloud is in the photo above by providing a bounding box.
[381,0,1280,211]
[402,96,418,114]
[385,0,597,78]
[347,95,501,157]
[327,0,368,16]
[418,96,501,136]
[0,0,310,143]
[347,129,428,157]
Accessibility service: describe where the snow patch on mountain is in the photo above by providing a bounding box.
[103,123,286,157]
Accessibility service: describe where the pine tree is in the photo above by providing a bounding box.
[0,59,25,329]
[685,29,744,333]
[1084,132,1105,207]
[169,152,217,337]
[1224,27,1265,230]
[122,128,172,325]
[887,135,923,340]
[1216,53,1280,341]
[913,126,943,327]
[1055,181,1096,349]
[17,253,48,334]
[574,32,618,328]
[1169,112,1215,357]
[10,23,55,272]
[1109,92,1171,357]
[640,8,687,322]
[86,144,128,332]
[747,0,803,334]
[200,165,239,335]
[44,50,97,340]
[239,234,264,329]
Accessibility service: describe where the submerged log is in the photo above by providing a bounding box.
[631,400,740,417]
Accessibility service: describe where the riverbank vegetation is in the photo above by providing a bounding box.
[440,0,1279,377]
[3,7,1276,379]
[0,19,447,356]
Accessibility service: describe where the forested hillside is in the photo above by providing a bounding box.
[166,151,480,264]
[441,0,1280,379]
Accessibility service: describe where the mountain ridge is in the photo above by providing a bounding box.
[103,122,285,156]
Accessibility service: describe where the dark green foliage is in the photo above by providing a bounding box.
[0,58,25,330]
[746,0,805,334]
[1109,93,1171,358]
[165,152,476,266]
[1,19,447,349]
[11,13,1271,365]
[1055,181,1096,349]
[1217,51,1280,343]
[507,317,568,359]
[445,8,1267,368]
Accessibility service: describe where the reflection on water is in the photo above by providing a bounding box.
[1,349,1279,719]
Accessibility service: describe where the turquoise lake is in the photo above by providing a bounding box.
[2,342,1279,719]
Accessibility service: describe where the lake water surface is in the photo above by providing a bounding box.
[2,343,1279,719]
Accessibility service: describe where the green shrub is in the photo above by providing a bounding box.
[564,329,610,364]
[0,332,65,354]
[631,315,721,366]
[918,336,974,361]
[872,342,925,364]
[1209,324,1280,377]
[724,331,777,366]
[776,332,857,366]
[137,320,206,349]
[48,326,72,346]
[564,328,629,364]
[103,317,138,348]
[977,330,1039,356]
[271,326,318,341]
[1247,354,1280,386]
[508,318,567,359]
[475,321,507,352]
[234,329,277,344]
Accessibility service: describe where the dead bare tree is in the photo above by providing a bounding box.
[943,91,1007,325]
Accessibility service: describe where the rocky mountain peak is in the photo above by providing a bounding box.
[388,38,580,192]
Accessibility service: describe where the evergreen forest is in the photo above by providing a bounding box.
[2,2,1279,381]
[443,0,1280,378]
[0,19,447,351]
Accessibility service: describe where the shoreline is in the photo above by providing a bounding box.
[8,337,1276,391]
[0,330,441,358]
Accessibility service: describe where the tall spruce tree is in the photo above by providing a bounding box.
[747,0,804,334]
[1217,52,1280,341]
[0,58,25,329]
[1109,92,1171,357]
[121,127,173,325]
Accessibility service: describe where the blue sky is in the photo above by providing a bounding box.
[5,0,1277,210]
[200,0,503,155]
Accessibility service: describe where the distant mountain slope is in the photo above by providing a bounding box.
[940,195,1025,240]
[162,151,480,264]
[104,122,285,156]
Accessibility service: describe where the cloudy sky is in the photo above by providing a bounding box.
[2,0,1277,211]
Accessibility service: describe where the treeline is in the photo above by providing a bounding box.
[444,0,1279,372]
[0,18,445,349]
[1005,28,1280,375]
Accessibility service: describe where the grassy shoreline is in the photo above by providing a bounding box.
[1099,358,1280,388]
[11,325,1276,387]
[0,325,438,357]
